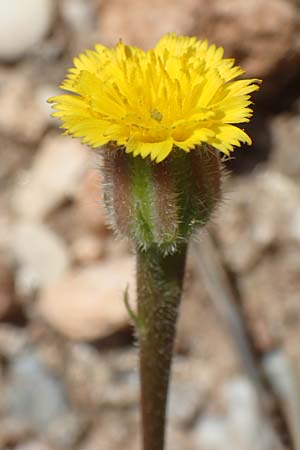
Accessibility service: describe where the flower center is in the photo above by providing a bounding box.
[150,109,163,122]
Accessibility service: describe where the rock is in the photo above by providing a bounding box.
[0,418,32,448]
[3,350,69,428]
[193,416,229,450]
[70,234,105,264]
[61,0,100,53]
[0,135,31,184]
[13,135,89,221]
[222,378,275,450]
[263,351,300,447]
[193,377,277,450]
[3,349,86,448]
[0,0,57,61]
[166,427,198,450]
[65,343,111,408]
[34,84,62,128]
[0,325,28,359]
[65,346,138,413]
[216,171,300,273]
[263,350,298,405]
[37,256,135,340]
[238,245,300,353]
[75,169,107,234]
[62,0,97,33]
[45,411,87,449]
[100,349,138,408]
[11,222,70,297]
[104,237,131,259]
[0,71,51,143]
[125,426,198,450]
[0,217,14,250]
[169,378,204,426]
[0,253,16,320]
[99,0,300,99]
[99,0,199,48]
[78,412,134,450]
[192,0,300,79]
[270,113,300,180]
[121,424,199,450]
[14,442,52,450]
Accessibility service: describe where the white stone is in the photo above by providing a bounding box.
[15,443,51,450]
[13,135,89,221]
[37,256,135,340]
[226,378,277,450]
[0,72,50,143]
[0,0,56,61]
[11,222,70,296]
[193,378,277,450]
[193,416,229,450]
[62,0,96,32]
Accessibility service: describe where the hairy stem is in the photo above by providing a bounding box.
[136,244,188,450]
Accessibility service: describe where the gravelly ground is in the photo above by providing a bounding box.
[1,1,300,449]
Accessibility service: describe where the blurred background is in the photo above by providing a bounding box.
[0,0,300,449]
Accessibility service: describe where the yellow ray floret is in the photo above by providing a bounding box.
[48,32,261,162]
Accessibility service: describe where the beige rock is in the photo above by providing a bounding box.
[238,245,300,353]
[14,442,51,450]
[104,237,131,259]
[99,0,199,48]
[99,0,300,92]
[0,71,50,143]
[192,0,300,78]
[0,325,28,358]
[78,412,135,450]
[124,425,198,450]
[11,222,70,296]
[13,135,89,221]
[0,136,30,184]
[0,418,31,449]
[70,234,105,264]
[216,171,300,273]
[75,169,107,233]
[270,113,300,180]
[65,343,111,408]
[0,0,57,61]
[38,256,135,340]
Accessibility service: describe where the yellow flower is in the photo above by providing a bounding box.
[49,33,260,163]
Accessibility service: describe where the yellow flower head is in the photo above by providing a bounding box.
[49,33,260,163]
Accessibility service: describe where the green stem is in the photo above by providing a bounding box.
[136,243,188,450]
